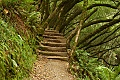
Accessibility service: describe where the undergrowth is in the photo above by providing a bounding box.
[70,49,120,80]
[0,18,36,80]
[0,0,44,79]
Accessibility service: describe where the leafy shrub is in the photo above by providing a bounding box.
[71,49,120,80]
[0,18,36,80]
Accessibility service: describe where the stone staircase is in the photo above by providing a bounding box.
[37,29,68,61]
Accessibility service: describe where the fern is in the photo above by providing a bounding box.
[0,18,36,80]
[96,66,115,80]
[115,74,120,80]
[71,49,120,80]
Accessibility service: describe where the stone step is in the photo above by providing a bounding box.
[37,50,67,57]
[45,30,58,33]
[38,29,68,61]
[44,38,66,43]
[45,56,68,61]
[40,44,67,52]
[44,32,63,36]
[41,41,66,47]
[43,35,65,39]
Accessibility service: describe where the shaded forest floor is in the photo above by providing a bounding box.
[29,55,75,80]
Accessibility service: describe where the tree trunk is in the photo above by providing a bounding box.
[44,0,50,22]
[69,20,83,67]
[41,0,68,29]
[55,0,80,31]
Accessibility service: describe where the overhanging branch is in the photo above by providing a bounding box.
[82,19,113,29]
[87,3,118,10]
[77,18,120,47]
[82,25,120,50]
[90,45,120,57]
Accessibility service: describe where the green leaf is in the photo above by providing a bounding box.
[115,74,120,80]
[11,59,18,67]
[96,66,115,80]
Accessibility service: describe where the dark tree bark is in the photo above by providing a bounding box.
[55,0,81,31]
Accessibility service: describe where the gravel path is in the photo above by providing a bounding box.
[30,55,75,80]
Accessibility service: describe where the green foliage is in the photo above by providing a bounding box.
[27,11,41,26]
[22,0,34,3]
[71,50,99,80]
[115,74,120,80]
[0,0,34,8]
[95,65,120,80]
[71,49,120,80]
[0,19,36,80]
[96,66,115,80]
[20,0,35,12]
[0,0,19,7]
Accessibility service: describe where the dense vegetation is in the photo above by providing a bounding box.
[0,0,120,80]
[0,0,38,79]
[0,18,36,79]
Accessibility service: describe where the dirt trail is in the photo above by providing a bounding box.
[30,55,75,80]
[29,29,75,80]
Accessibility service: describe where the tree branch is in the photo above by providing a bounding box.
[59,7,82,32]
[98,57,118,66]
[80,29,108,49]
[90,44,120,57]
[84,8,98,22]
[77,18,120,47]
[83,25,120,50]
[87,3,118,10]
[82,19,113,29]
[86,34,120,50]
